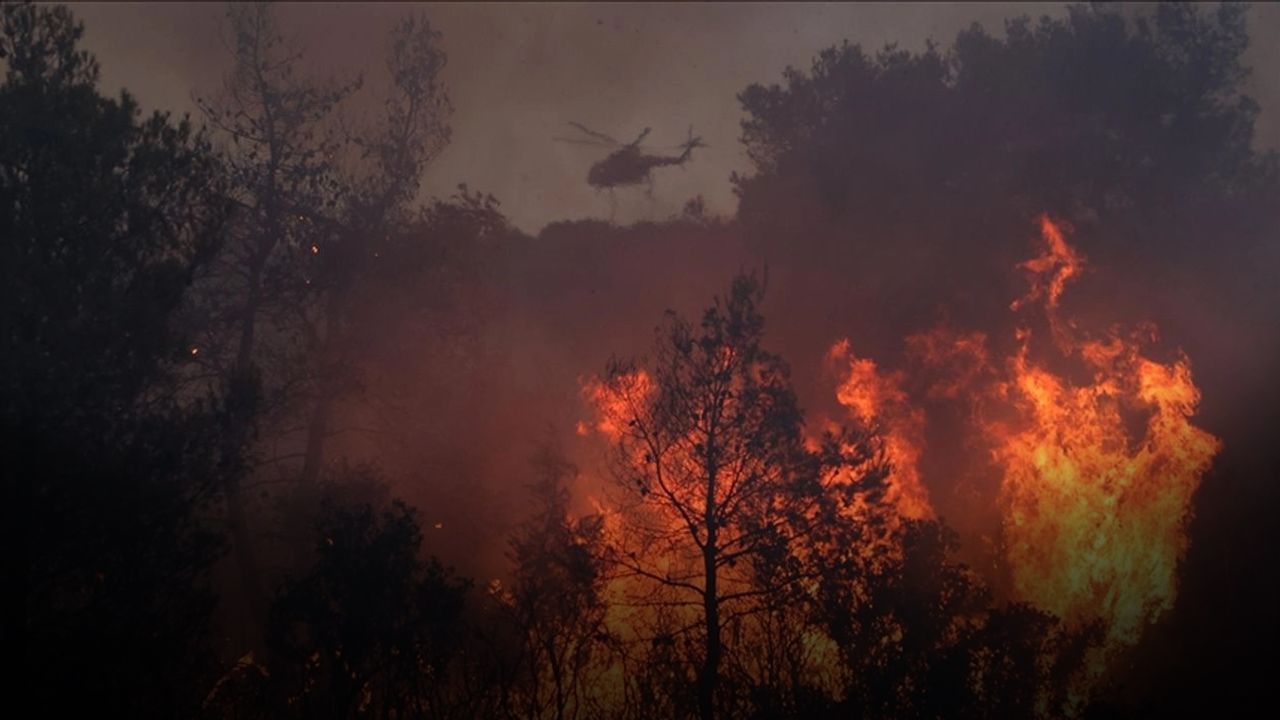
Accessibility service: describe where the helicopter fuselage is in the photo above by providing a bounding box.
[587,145,694,189]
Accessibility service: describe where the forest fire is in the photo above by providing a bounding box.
[828,216,1222,654]
[580,369,653,440]
[573,217,1224,711]
[988,217,1221,648]
[15,2,1275,716]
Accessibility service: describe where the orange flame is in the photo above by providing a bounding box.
[989,216,1220,648]
[821,215,1219,655]
[827,341,933,520]
[1011,214,1083,314]
[579,370,652,440]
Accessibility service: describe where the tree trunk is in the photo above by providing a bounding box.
[699,541,721,720]
[300,290,344,485]
[224,261,268,652]
[699,447,721,720]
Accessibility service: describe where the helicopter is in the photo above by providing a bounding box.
[555,121,706,196]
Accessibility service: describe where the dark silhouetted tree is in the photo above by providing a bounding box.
[731,2,1279,378]
[2,2,231,713]
[263,498,470,718]
[737,3,1271,232]
[292,10,452,487]
[591,274,884,720]
[190,1,360,643]
[190,1,458,651]
[797,519,1096,720]
[496,442,614,720]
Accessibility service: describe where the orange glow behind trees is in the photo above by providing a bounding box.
[581,275,887,720]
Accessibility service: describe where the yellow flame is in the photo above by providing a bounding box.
[990,216,1220,647]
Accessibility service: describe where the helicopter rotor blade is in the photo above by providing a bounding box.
[553,136,615,148]
[567,121,619,146]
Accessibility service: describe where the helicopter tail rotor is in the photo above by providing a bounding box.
[678,125,706,162]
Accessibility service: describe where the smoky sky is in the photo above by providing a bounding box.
[68,2,1280,233]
